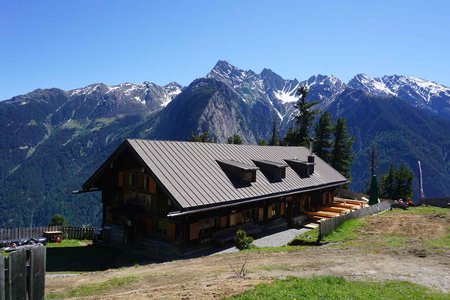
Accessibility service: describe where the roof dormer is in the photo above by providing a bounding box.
[252,159,287,182]
[217,160,258,183]
[285,155,315,178]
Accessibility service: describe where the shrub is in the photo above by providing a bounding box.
[235,228,254,250]
[49,214,67,226]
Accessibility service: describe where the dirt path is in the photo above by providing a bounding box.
[46,210,450,299]
[46,246,450,299]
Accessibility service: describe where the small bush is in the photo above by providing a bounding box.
[49,214,67,226]
[235,228,254,250]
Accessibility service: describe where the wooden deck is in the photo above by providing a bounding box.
[304,198,369,226]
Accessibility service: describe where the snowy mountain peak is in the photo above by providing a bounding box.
[348,74,395,96]
[304,74,345,88]
[348,74,450,107]
[207,60,249,84]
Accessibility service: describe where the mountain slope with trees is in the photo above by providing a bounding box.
[1,61,450,227]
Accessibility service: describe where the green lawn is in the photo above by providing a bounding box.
[229,276,450,300]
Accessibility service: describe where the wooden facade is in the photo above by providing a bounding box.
[96,147,336,247]
[82,140,347,250]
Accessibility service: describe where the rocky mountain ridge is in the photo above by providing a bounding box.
[1,60,449,227]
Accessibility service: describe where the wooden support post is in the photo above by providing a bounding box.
[8,250,27,300]
[29,246,46,300]
[0,256,5,300]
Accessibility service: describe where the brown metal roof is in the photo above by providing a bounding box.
[119,139,347,210]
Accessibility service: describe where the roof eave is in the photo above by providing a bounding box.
[167,180,348,217]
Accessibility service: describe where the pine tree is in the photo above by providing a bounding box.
[380,164,396,199]
[394,164,413,199]
[227,134,243,144]
[268,119,279,146]
[313,111,333,163]
[380,164,413,200]
[331,117,354,179]
[258,139,267,145]
[190,131,212,142]
[294,86,318,147]
[282,127,299,146]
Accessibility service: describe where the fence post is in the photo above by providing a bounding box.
[0,256,5,300]
[8,250,27,300]
[29,246,46,300]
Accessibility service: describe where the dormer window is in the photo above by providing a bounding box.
[252,160,287,182]
[285,156,315,178]
[217,160,258,183]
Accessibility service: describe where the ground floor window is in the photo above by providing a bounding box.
[199,218,216,236]
[271,203,281,217]
[243,208,258,223]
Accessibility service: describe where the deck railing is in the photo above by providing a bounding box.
[319,201,391,238]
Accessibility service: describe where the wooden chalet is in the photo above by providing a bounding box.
[81,139,347,251]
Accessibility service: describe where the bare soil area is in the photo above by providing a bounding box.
[46,210,450,299]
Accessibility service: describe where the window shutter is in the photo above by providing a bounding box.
[118,172,124,187]
[149,177,157,193]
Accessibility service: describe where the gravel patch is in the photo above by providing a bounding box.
[214,227,310,254]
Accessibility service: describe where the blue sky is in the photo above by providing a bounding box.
[1,0,449,100]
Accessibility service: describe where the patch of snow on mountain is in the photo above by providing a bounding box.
[381,75,450,104]
[161,84,182,107]
[358,74,395,96]
[273,83,300,104]
[134,96,146,105]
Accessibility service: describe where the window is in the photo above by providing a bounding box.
[199,218,216,236]
[243,208,257,223]
[128,172,136,188]
[156,219,168,235]
[140,174,147,190]
[118,170,156,194]
[271,203,281,217]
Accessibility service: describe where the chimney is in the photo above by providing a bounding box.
[308,155,315,175]
[308,139,315,175]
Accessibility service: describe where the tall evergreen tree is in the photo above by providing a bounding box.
[380,164,413,200]
[282,127,298,146]
[313,111,333,163]
[294,86,318,147]
[380,164,396,199]
[370,145,376,177]
[394,164,414,199]
[268,119,279,146]
[331,117,354,180]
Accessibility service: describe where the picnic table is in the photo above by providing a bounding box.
[43,230,63,242]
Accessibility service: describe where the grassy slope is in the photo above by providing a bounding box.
[231,207,450,300]
[44,207,450,299]
[229,276,450,300]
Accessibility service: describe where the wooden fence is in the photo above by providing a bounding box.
[1,245,46,300]
[63,226,95,240]
[420,197,450,208]
[0,226,95,241]
[319,201,391,238]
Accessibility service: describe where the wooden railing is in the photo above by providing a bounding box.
[0,226,95,241]
[1,245,46,300]
[319,201,391,238]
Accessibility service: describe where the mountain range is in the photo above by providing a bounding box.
[1,60,450,227]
